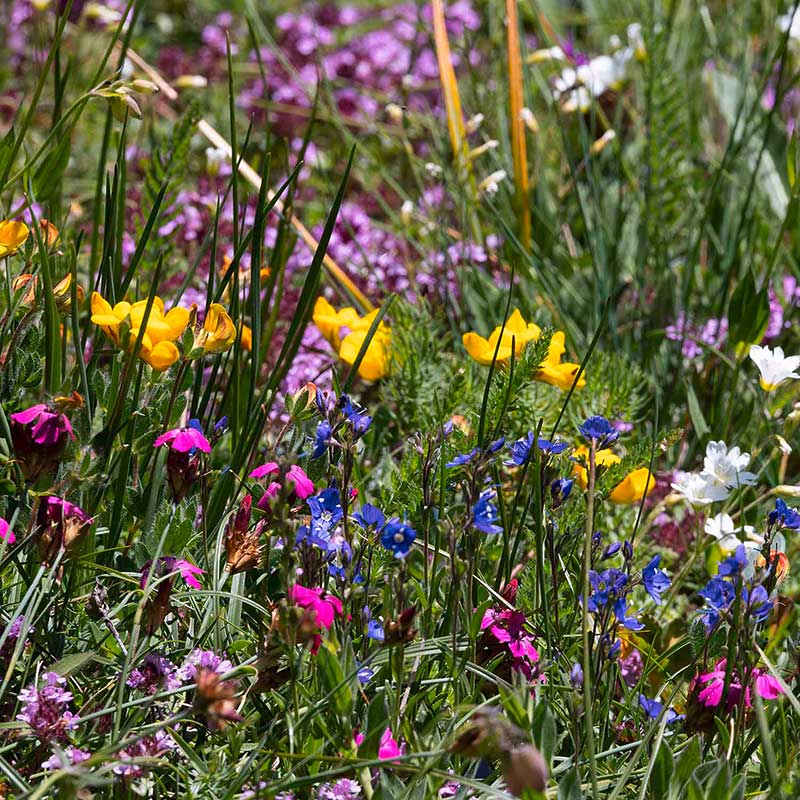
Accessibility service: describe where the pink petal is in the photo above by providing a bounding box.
[249,462,280,479]
[287,465,315,499]
[698,679,724,708]
[0,519,15,544]
[755,673,784,700]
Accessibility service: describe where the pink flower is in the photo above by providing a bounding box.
[0,518,15,544]
[378,728,404,760]
[10,403,75,483]
[35,497,92,566]
[480,608,539,679]
[154,419,211,453]
[250,462,315,512]
[249,461,280,480]
[140,556,204,590]
[289,584,343,654]
[697,659,785,710]
[754,672,783,700]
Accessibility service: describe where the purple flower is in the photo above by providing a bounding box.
[35,496,92,566]
[550,478,573,507]
[127,653,181,694]
[472,489,502,535]
[140,556,204,590]
[446,446,479,467]
[307,487,344,547]
[769,498,800,530]
[154,420,211,501]
[17,672,78,742]
[177,648,234,682]
[338,394,372,437]
[367,619,385,642]
[316,778,362,799]
[10,403,75,483]
[42,746,91,771]
[638,694,684,724]
[113,730,176,778]
[1,615,33,660]
[506,432,567,466]
[352,503,385,530]
[311,419,333,459]
[570,662,584,688]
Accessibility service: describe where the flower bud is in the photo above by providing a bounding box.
[503,744,548,796]
[193,668,241,731]
[35,496,91,567]
[225,496,264,574]
[10,404,75,484]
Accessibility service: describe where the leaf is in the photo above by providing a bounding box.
[706,759,731,800]
[728,270,770,351]
[32,135,72,201]
[557,768,584,800]
[316,646,352,719]
[50,651,98,676]
[686,382,709,439]
[651,740,673,800]
[532,703,556,770]
[0,127,15,177]
[671,737,701,798]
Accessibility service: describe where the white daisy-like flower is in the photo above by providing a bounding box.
[702,440,757,491]
[704,512,762,550]
[749,345,800,392]
[670,471,726,506]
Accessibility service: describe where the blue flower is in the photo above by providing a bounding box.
[338,394,372,437]
[769,498,800,530]
[487,437,506,454]
[579,415,619,449]
[367,620,385,642]
[446,447,479,468]
[307,487,343,545]
[587,568,628,612]
[472,489,502,535]
[601,542,622,560]
[570,663,583,688]
[353,503,386,530]
[312,419,333,459]
[380,519,417,558]
[642,556,671,605]
[697,577,735,629]
[613,597,644,631]
[506,433,568,467]
[550,477,573,507]
[639,694,684,724]
[718,544,748,577]
[357,664,374,684]
[746,585,772,623]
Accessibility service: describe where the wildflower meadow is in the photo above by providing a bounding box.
[2,1,800,797]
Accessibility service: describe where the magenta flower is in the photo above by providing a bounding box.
[153,419,212,453]
[0,518,15,544]
[378,728,404,761]
[154,419,211,501]
[140,556,204,590]
[480,607,540,679]
[17,671,78,742]
[250,461,315,511]
[10,403,74,483]
[35,496,92,566]
[113,731,176,778]
[289,584,343,654]
[127,653,181,694]
[697,658,784,709]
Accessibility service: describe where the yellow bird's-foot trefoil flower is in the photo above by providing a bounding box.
[91,291,190,371]
[190,303,238,356]
[462,309,541,366]
[573,445,654,504]
[312,296,391,381]
[0,220,29,258]
[535,331,586,391]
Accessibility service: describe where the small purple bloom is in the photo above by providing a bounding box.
[472,489,502,535]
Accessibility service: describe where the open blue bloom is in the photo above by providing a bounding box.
[307,487,343,544]
[697,577,735,629]
[380,519,417,558]
[718,544,748,577]
[550,477,573,507]
[353,503,386,530]
[639,694,684,724]
[769,498,800,530]
[642,556,671,605]
[472,489,502,534]
[339,395,372,437]
[311,419,333,459]
[587,568,628,612]
[367,620,385,642]
[747,585,772,623]
[357,664,374,684]
[579,415,620,449]
[446,447,479,468]
[613,597,644,631]
[506,433,568,466]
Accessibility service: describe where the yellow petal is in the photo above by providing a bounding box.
[339,330,391,381]
[240,325,252,352]
[163,306,190,339]
[609,468,654,504]
[573,447,620,489]
[536,361,585,391]
[0,220,29,257]
[143,340,180,371]
[463,331,513,365]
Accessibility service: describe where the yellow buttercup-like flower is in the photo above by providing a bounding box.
[535,331,586,391]
[462,309,541,366]
[573,445,654,505]
[312,296,392,381]
[91,291,190,371]
[0,220,30,258]
[195,303,237,355]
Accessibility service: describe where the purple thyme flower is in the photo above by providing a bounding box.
[17,671,78,742]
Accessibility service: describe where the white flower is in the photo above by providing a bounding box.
[479,170,507,196]
[400,200,414,225]
[465,113,484,134]
[670,471,725,506]
[749,345,800,392]
[424,162,443,178]
[553,53,631,113]
[528,46,566,64]
[702,440,757,491]
[704,512,762,550]
[778,9,800,40]
[520,107,539,133]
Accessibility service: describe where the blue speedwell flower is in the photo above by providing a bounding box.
[339,394,372,437]
[472,489,502,534]
[311,419,333,459]
[638,694,684,724]
[352,503,386,530]
[307,487,343,545]
[447,437,505,469]
[367,620,385,642]
[380,519,417,558]
[550,477,573,507]
[579,415,620,449]
[642,556,671,605]
[506,432,568,466]
[718,544,748,577]
[769,498,800,530]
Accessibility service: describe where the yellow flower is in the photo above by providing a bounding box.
[240,325,252,352]
[0,220,29,257]
[313,297,392,381]
[91,291,190,371]
[462,309,541,366]
[313,297,365,353]
[573,446,654,504]
[195,303,237,355]
[535,331,586,391]
[339,327,391,381]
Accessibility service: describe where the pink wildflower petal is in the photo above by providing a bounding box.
[378,728,403,760]
[176,560,204,590]
[490,623,512,643]
[10,404,48,425]
[480,609,497,630]
[249,462,280,480]
[698,679,724,708]
[755,673,784,700]
[287,465,315,499]
[0,519,15,544]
